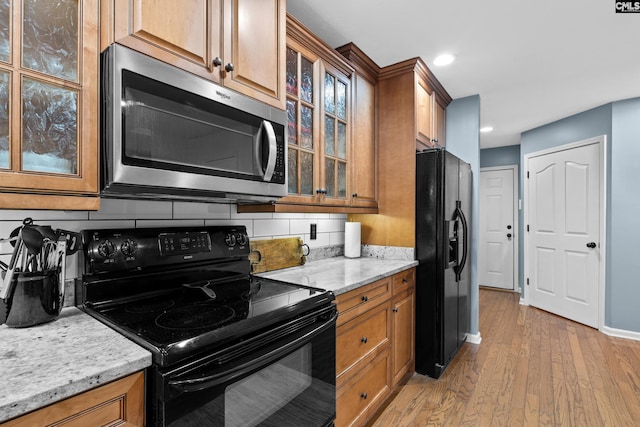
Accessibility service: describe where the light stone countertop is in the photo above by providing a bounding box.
[0,307,152,423]
[256,256,418,295]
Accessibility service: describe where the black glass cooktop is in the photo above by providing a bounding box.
[89,276,329,366]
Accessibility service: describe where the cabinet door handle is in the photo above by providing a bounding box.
[225,63,235,72]
[393,307,399,313]
[212,57,222,67]
[361,392,368,399]
[402,278,408,283]
[352,193,358,198]
[361,337,368,344]
[361,295,368,302]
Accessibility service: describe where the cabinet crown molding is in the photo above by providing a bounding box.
[286,13,354,77]
[379,57,452,106]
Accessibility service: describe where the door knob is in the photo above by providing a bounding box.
[507,225,512,229]
[586,242,597,248]
[507,233,512,238]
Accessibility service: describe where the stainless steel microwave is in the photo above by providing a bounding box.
[101,44,287,202]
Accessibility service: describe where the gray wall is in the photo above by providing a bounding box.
[446,95,481,336]
[480,145,520,168]
[521,98,640,333]
[609,98,640,331]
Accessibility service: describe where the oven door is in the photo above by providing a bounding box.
[153,306,337,427]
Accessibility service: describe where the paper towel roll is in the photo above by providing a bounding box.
[344,222,361,258]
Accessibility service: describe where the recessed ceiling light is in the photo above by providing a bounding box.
[480,126,494,133]
[433,54,455,66]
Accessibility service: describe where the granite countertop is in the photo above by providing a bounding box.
[0,307,152,423]
[256,256,418,295]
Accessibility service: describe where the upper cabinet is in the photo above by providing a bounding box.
[337,43,379,211]
[416,71,447,151]
[0,0,100,210]
[102,0,286,109]
[239,15,379,214]
[349,58,452,248]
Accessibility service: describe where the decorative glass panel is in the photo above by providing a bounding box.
[324,73,335,114]
[22,0,78,82]
[0,70,8,169]
[286,48,297,96]
[324,116,335,156]
[288,149,297,194]
[301,151,313,195]
[338,122,346,159]
[337,80,346,119]
[325,158,335,197]
[0,0,10,63]
[301,57,313,103]
[22,77,77,174]
[287,100,297,146]
[300,105,313,149]
[338,161,346,198]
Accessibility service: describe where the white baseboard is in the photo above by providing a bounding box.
[601,325,640,342]
[466,332,482,345]
[519,298,527,306]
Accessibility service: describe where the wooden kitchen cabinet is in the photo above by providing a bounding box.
[335,267,416,427]
[349,58,452,248]
[102,0,286,109]
[240,15,369,214]
[0,371,144,427]
[0,0,100,210]
[337,43,379,211]
[391,268,416,386]
[336,349,391,427]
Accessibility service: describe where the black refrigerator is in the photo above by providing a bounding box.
[415,148,471,379]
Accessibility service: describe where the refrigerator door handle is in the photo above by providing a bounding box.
[453,200,468,281]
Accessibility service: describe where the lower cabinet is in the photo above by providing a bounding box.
[0,371,145,427]
[335,267,416,427]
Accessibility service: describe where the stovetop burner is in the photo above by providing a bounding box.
[125,300,176,314]
[155,304,235,330]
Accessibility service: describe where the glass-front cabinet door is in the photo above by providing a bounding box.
[321,64,349,206]
[0,0,99,209]
[282,41,351,208]
[284,43,321,205]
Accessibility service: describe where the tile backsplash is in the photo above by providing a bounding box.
[0,198,348,283]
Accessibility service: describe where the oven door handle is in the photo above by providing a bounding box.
[168,311,337,393]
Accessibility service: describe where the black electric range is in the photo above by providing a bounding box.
[76,226,335,367]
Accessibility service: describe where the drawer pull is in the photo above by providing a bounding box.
[393,307,399,313]
[402,278,408,283]
[361,337,368,344]
[361,392,368,399]
[361,295,369,302]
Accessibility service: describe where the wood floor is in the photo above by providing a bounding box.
[372,288,640,426]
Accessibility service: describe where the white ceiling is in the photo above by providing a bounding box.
[287,1,640,149]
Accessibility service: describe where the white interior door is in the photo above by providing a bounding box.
[479,167,516,290]
[527,141,601,328]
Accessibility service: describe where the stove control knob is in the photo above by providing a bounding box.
[97,240,116,258]
[224,233,237,247]
[120,239,138,257]
[236,233,248,246]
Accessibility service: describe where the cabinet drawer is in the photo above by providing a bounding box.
[1,371,144,427]
[336,278,391,326]
[336,350,391,427]
[392,267,415,296]
[336,303,389,377]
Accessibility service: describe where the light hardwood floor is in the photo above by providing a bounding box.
[372,288,640,426]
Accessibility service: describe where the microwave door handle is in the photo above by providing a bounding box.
[256,120,277,181]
